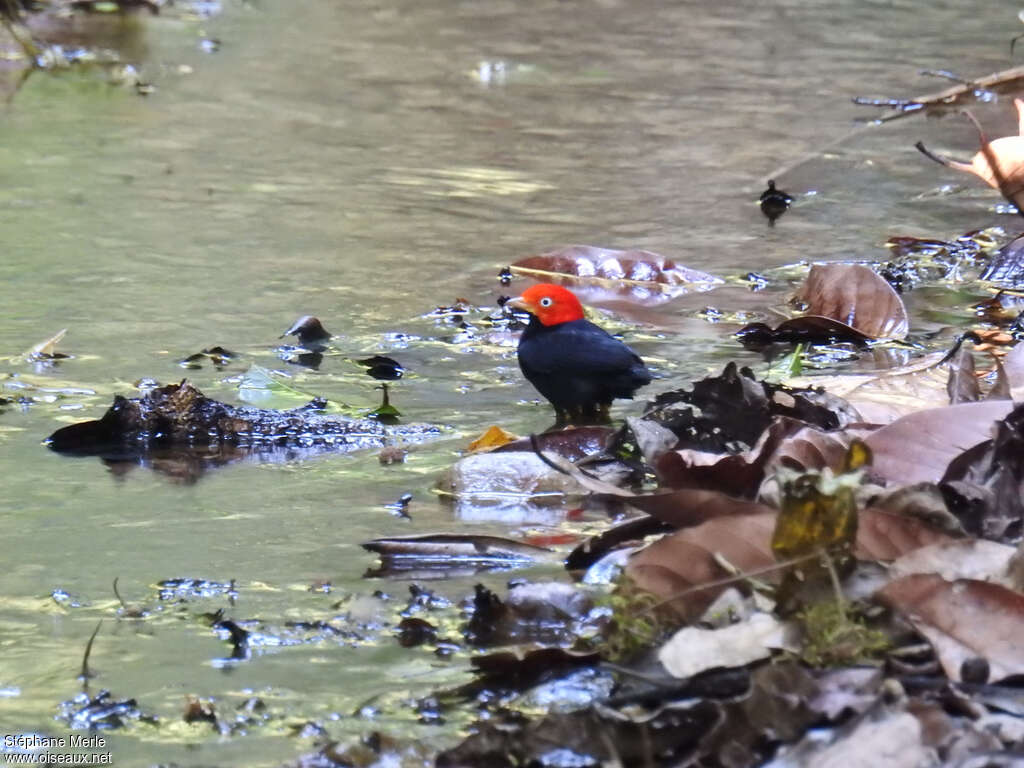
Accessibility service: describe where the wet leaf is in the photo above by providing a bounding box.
[946,347,981,404]
[657,416,817,498]
[494,426,616,461]
[982,233,1024,286]
[367,383,401,422]
[238,366,357,414]
[736,315,872,347]
[793,350,961,424]
[510,244,721,306]
[876,574,1024,682]
[795,263,909,340]
[436,699,719,767]
[658,612,799,678]
[645,362,852,460]
[625,416,678,467]
[362,533,556,568]
[864,400,1015,485]
[467,425,519,453]
[565,515,673,572]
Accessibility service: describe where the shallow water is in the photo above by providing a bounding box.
[0,0,1021,764]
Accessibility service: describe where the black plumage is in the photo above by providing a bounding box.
[517,315,651,424]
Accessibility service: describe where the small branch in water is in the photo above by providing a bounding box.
[915,140,957,168]
[112,577,127,611]
[528,433,604,482]
[79,620,103,689]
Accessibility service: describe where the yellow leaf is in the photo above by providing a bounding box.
[467,425,519,453]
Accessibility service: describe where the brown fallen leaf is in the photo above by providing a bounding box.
[946,347,981,404]
[625,508,956,619]
[864,400,1015,485]
[791,351,951,424]
[876,574,1024,682]
[795,263,909,340]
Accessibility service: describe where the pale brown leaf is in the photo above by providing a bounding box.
[876,574,1024,682]
[795,263,909,340]
[864,401,1014,485]
[626,508,954,619]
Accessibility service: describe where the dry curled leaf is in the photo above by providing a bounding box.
[795,263,909,340]
[917,99,1024,212]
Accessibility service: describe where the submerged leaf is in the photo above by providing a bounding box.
[511,244,721,306]
[238,364,354,415]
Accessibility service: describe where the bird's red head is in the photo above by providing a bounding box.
[507,283,585,326]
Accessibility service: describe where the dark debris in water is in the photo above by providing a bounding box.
[44,380,436,480]
[355,355,404,380]
[157,577,237,601]
[882,230,1001,293]
[178,346,236,369]
[58,689,156,730]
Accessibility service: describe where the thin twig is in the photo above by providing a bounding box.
[79,620,103,688]
[112,577,127,611]
[632,550,825,623]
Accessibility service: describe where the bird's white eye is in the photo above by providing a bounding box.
[539,297,553,307]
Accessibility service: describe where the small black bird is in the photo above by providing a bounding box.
[759,179,794,225]
[507,283,652,424]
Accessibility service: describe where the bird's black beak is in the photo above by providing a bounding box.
[505,296,532,313]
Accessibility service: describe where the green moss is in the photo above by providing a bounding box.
[796,599,889,667]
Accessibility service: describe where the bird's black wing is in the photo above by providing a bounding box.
[519,319,648,379]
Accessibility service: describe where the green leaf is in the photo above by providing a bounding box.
[765,343,805,382]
